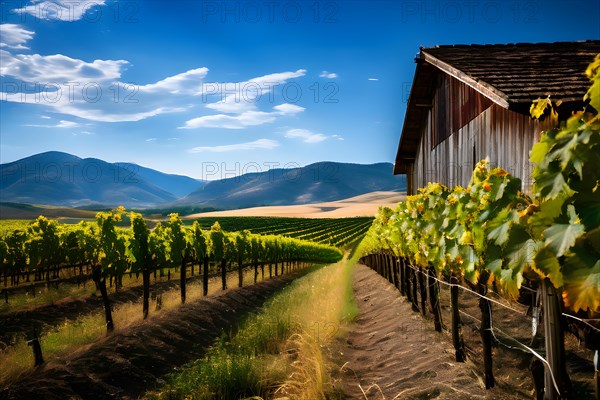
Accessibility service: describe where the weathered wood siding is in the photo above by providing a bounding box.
[411,74,543,194]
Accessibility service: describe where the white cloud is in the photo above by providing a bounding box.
[189,139,279,153]
[0,51,128,83]
[181,111,277,130]
[273,103,304,115]
[201,69,307,114]
[0,24,307,126]
[205,97,257,114]
[25,119,82,128]
[14,0,107,22]
[138,67,209,94]
[80,130,95,135]
[40,115,51,119]
[368,77,379,81]
[0,24,35,50]
[285,128,327,143]
[319,71,338,79]
[331,134,345,141]
[181,103,304,129]
[146,138,157,142]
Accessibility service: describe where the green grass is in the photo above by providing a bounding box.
[148,257,357,400]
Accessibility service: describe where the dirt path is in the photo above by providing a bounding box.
[1,268,313,400]
[338,264,526,399]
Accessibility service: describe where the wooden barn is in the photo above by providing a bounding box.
[394,41,600,194]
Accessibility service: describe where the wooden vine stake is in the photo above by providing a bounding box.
[410,266,419,312]
[400,258,407,296]
[392,256,399,289]
[450,275,466,362]
[404,259,412,303]
[477,277,494,389]
[418,268,427,316]
[541,278,571,399]
[427,265,443,332]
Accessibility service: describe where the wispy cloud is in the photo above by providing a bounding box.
[25,120,82,128]
[181,103,304,129]
[319,71,338,79]
[138,67,209,94]
[0,24,35,49]
[331,134,344,141]
[14,0,107,21]
[285,128,327,143]
[189,139,279,153]
[368,77,379,81]
[0,23,307,126]
[146,138,157,142]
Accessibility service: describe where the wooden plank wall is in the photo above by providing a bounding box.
[412,74,545,194]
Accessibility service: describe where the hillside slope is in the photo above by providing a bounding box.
[0,152,177,207]
[179,162,405,209]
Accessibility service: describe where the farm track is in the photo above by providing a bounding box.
[1,268,314,400]
[337,264,524,399]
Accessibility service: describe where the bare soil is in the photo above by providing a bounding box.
[336,264,596,399]
[0,269,313,400]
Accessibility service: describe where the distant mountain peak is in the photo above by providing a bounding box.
[1,152,404,209]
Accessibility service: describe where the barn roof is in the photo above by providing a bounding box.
[394,40,600,174]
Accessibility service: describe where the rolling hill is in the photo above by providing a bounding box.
[178,162,406,209]
[0,152,202,208]
[1,153,406,210]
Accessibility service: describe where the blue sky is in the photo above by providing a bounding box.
[1,0,599,179]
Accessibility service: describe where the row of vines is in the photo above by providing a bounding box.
[189,216,374,247]
[356,56,600,397]
[0,209,343,331]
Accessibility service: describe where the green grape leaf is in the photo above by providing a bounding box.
[535,167,572,200]
[533,247,563,287]
[531,140,550,164]
[500,268,523,299]
[543,221,585,258]
[573,189,600,231]
[563,248,600,312]
[487,209,518,246]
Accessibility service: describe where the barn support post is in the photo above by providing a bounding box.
[541,278,571,399]
[427,265,442,332]
[450,275,466,362]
